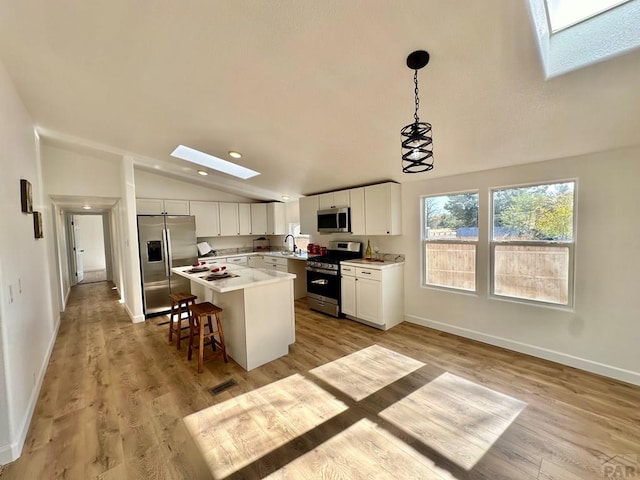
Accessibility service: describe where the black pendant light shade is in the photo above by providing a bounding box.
[401,50,434,173]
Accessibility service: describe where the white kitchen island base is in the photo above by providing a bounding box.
[190,279,295,371]
[173,264,296,371]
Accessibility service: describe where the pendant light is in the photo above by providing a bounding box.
[401,50,433,173]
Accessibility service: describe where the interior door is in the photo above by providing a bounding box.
[72,215,84,283]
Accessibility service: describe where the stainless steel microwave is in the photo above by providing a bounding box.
[317,207,351,233]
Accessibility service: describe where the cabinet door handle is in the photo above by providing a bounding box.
[361,271,371,275]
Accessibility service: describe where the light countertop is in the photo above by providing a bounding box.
[198,251,310,262]
[172,263,296,293]
[341,258,404,270]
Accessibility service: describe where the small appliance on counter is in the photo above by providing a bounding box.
[197,241,214,256]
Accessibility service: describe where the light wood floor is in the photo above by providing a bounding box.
[2,282,639,479]
[78,269,107,284]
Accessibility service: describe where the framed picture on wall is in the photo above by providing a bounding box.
[33,211,43,238]
[20,179,33,213]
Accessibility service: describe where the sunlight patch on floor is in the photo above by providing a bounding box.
[309,344,425,401]
[379,372,527,470]
[265,418,459,480]
[183,373,348,479]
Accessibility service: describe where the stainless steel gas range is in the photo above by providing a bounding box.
[306,241,362,317]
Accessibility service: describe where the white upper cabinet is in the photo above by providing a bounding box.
[219,202,240,236]
[163,200,191,215]
[267,202,286,235]
[136,198,190,215]
[299,195,318,235]
[349,187,365,235]
[238,203,252,235]
[250,203,268,235]
[318,190,350,209]
[364,182,402,235]
[189,201,220,237]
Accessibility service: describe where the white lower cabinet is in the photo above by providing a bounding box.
[260,255,307,299]
[248,255,265,268]
[263,256,288,272]
[340,262,404,330]
[340,274,357,317]
[226,255,248,266]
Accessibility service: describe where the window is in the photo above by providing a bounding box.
[289,223,309,252]
[423,192,478,292]
[545,0,632,32]
[491,181,575,306]
[528,0,640,78]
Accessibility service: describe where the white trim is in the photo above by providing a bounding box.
[0,314,61,464]
[405,314,640,387]
[124,303,145,323]
[63,286,70,311]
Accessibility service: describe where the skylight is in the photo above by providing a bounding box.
[546,0,632,32]
[170,145,260,180]
[528,0,640,78]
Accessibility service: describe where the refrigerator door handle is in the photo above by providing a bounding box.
[165,228,173,274]
[162,228,171,277]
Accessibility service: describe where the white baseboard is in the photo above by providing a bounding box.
[0,443,12,466]
[124,303,145,323]
[405,314,640,387]
[0,313,61,465]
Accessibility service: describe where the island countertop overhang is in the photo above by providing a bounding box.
[171,264,296,293]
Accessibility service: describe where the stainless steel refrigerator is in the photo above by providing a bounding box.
[137,215,198,317]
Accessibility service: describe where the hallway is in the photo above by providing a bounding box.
[0,282,213,479]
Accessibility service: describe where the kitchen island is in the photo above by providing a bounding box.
[172,264,296,371]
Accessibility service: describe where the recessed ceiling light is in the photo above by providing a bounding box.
[82,205,92,210]
[171,145,259,180]
[197,170,208,176]
[228,151,242,159]
[281,195,290,201]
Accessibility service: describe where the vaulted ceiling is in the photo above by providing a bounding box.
[1,0,639,201]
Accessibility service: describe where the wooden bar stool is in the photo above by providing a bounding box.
[169,292,197,350]
[188,302,228,373]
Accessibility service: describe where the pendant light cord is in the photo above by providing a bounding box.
[413,70,420,123]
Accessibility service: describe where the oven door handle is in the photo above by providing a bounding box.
[306,267,338,275]
[310,279,329,285]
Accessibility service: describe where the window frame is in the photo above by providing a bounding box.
[421,190,480,294]
[489,180,577,308]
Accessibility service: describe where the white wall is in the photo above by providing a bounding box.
[76,215,106,271]
[42,145,121,197]
[398,148,640,385]
[304,149,640,385]
[121,157,144,323]
[0,61,58,463]
[134,169,256,202]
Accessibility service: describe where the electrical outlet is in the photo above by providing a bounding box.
[18,278,22,294]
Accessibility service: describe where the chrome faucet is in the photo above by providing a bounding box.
[284,234,297,254]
